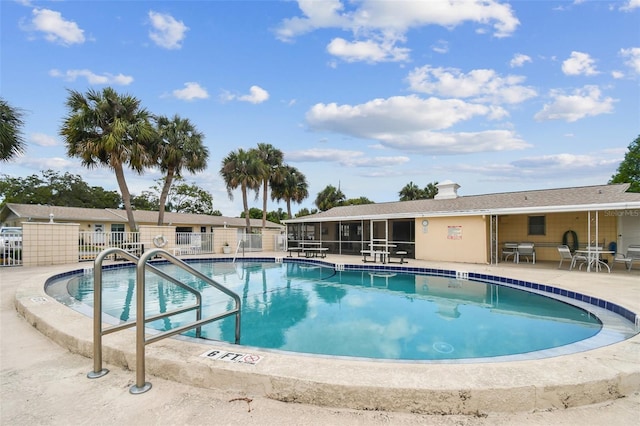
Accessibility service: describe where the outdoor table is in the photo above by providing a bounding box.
[576,249,615,273]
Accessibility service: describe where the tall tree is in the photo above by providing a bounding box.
[0,97,26,162]
[314,184,346,211]
[423,181,439,199]
[220,148,262,232]
[399,181,424,201]
[60,87,156,231]
[253,143,283,230]
[0,170,121,208]
[609,135,640,193]
[154,114,208,225]
[270,164,308,219]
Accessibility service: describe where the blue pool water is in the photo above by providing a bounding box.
[55,260,603,361]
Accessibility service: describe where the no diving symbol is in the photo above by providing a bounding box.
[241,354,262,364]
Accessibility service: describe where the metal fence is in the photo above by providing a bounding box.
[174,232,214,255]
[79,231,141,261]
[0,229,22,266]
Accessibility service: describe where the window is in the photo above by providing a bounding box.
[528,216,545,236]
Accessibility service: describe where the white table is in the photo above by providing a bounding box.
[576,249,614,273]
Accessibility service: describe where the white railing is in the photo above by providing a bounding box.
[241,233,263,251]
[79,231,141,261]
[174,232,214,255]
[0,230,22,266]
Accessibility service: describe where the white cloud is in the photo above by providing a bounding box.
[534,85,616,122]
[172,82,209,101]
[49,69,133,85]
[223,86,269,104]
[620,0,640,11]
[407,66,537,105]
[510,53,532,68]
[431,40,449,54]
[30,133,58,147]
[148,11,188,49]
[620,47,640,74]
[286,148,410,168]
[305,95,528,154]
[562,51,599,76]
[327,37,409,62]
[276,0,519,63]
[611,70,625,79]
[27,8,85,45]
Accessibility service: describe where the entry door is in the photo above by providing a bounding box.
[370,219,389,249]
[619,213,640,249]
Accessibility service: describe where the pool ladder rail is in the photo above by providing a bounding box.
[87,247,242,395]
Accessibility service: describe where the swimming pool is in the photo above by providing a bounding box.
[47,259,611,361]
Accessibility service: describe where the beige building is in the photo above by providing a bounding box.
[284,182,640,265]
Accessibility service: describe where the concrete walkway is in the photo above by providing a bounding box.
[1,254,639,425]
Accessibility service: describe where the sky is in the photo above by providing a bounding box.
[1,0,639,217]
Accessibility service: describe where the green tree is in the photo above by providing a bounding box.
[60,87,156,231]
[423,181,439,199]
[342,196,374,206]
[609,135,640,193]
[167,180,215,215]
[253,143,284,230]
[220,148,262,232]
[314,184,346,211]
[153,114,208,225]
[0,170,121,208]
[130,191,159,211]
[399,181,424,201]
[270,165,309,219]
[0,97,26,162]
[295,207,318,217]
[240,207,263,220]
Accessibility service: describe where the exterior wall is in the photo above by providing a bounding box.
[498,212,617,262]
[22,222,79,266]
[139,225,176,252]
[415,216,488,264]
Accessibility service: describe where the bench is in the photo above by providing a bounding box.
[303,247,328,258]
[361,250,390,264]
[614,245,640,271]
[388,251,408,264]
[286,247,304,257]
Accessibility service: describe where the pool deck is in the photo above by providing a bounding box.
[1,252,639,425]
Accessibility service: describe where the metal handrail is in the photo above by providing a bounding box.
[87,247,242,396]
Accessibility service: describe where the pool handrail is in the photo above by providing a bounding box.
[87,247,242,396]
[88,247,205,380]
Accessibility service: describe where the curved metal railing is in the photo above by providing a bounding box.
[87,247,241,395]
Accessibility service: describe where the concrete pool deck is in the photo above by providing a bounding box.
[1,253,639,425]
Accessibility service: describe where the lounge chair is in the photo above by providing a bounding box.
[516,243,535,264]
[557,245,587,270]
[613,245,640,271]
[501,242,518,262]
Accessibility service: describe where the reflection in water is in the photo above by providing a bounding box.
[66,262,603,361]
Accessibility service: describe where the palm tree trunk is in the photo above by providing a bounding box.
[241,184,251,233]
[286,199,292,219]
[158,168,175,226]
[114,164,137,231]
[262,180,268,230]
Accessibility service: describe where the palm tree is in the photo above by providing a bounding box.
[253,143,284,230]
[60,87,156,231]
[423,181,439,199]
[154,114,208,225]
[271,165,309,219]
[220,148,262,233]
[314,184,345,211]
[0,97,26,162]
[399,181,424,201]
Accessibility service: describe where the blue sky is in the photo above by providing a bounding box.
[1,0,639,217]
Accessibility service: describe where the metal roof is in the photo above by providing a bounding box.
[284,183,640,223]
[1,203,284,229]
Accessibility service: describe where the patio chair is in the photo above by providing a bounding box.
[501,242,518,262]
[613,245,640,272]
[557,245,587,270]
[516,243,535,264]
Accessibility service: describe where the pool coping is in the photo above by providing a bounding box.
[12,257,640,415]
